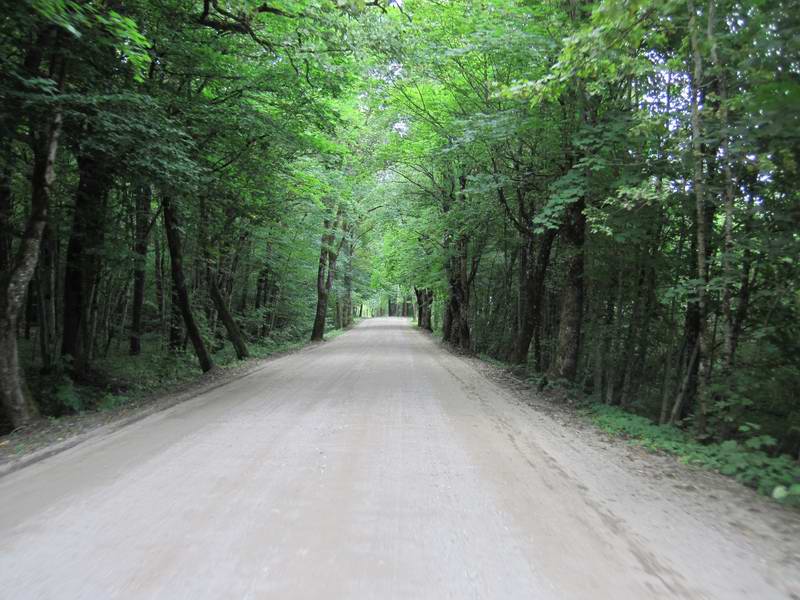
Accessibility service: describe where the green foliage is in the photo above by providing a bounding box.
[587,405,800,506]
[2,0,798,512]
[97,393,129,412]
[53,377,83,414]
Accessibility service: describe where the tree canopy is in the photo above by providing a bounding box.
[1,0,798,497]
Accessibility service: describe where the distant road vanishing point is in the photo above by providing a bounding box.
[1,318,797,599]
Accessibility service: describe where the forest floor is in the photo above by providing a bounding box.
[1,318,799,599]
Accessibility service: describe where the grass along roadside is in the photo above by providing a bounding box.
[472,351,800,509]
[584,404,800,506]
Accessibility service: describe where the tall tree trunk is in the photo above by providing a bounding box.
[552,197,586,381]
[169,284,182,352]
[415,288,434,331]
[340,240,354,329]
[442,235,472,350]
[619,262,647,407]
[707,0,737,376]
[129,185,151,355]
[61,151,111,374]
[311,214,345,342]
[36,225,57,370]
[604,269,626,404]
[511,229,556,365]
[154,226,165,332]
[688,0,710,432]
[0,163,11,275]
[163,197,214,372]
[622,264,657,407]
[311,223,335,342]
[0,37,65,426]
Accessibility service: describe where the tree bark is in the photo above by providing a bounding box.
[36,224,57,370]
[442,234,473,350]
[0,36,65,426]
[129,185,151,355]
[688,0,710,432]
[510,229,556,365]
[311,223,335,342]
[552,197,586,381]
[414,288,433,331]
[209,274,249,360]
[61,151,111,373]
[163,197,214,372]
[311,213,346,342]
[0,165,10,275]
[169,284,182,352]
[342,241,354,328]
[707,0,738,376]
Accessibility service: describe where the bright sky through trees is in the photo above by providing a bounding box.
[0,0,798,501]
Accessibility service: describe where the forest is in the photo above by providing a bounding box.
[0,1,798,496]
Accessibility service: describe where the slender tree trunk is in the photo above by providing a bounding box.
[154,226,165,332]
[511,229,556,365]
[209,275,248,360]
[311,214,346,342]
[36,225,57,370]
[688,0,710,432]
[604,270,626,404]
[237,239,252,314]
[0,163,11,275]
[659,344,679,424]
[129,185,151,355]
[619,262,647,407]
[707,0,737,376]
[169,284,182,352]
[341,241,354,328]
[311,223,335,342]
[622,264,656,407]
[671,343,700,425]
[163,197,214,372]
[105,277,130,356]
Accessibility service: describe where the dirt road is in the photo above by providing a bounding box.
[1,318,798,599]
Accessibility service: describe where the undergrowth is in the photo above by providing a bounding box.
[20,326,349,425]
[585,404,800,507]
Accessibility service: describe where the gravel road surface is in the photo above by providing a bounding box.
[1,318,798,599]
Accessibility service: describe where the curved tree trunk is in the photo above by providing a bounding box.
[0,31,65,427]
[209,275,249,360]
[0,118,62,426]
[163,197,214,372]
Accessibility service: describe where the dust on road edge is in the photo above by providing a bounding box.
[0,328,357,478]
[422,326,800,518]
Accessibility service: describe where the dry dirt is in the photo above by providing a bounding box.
[0,317,798,599]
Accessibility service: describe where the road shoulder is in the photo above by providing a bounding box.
[0,331,352,477]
